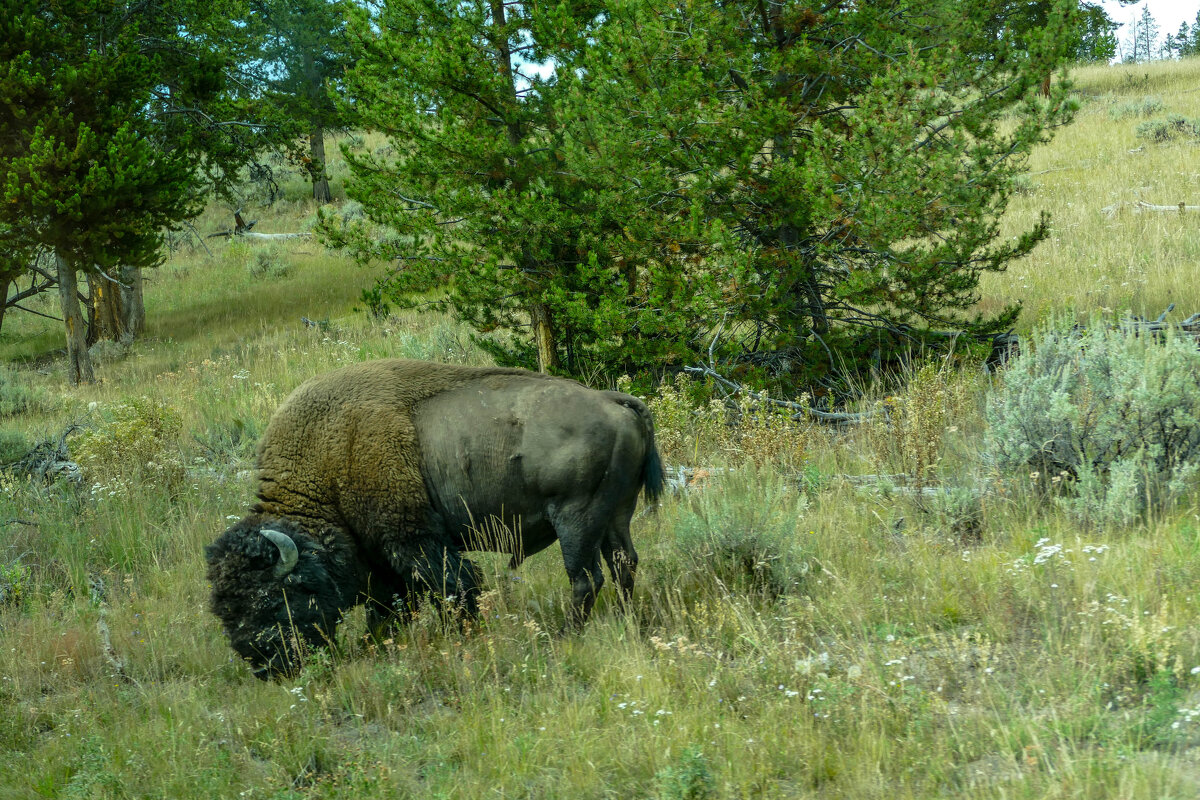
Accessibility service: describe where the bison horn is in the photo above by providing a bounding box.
[260,529,299,577]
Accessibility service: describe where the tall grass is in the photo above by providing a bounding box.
[5,66,1200,798]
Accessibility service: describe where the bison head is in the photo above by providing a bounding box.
[205,516,348,679]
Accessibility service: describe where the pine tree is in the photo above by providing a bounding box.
[328,0,709,375]
[0,0,214,383]
[334,0,1079,391]
[562,0,1079,388]
[1074,2,1121,62]
[1174,21,1192,56]
[244,0,355,204]
[1125,5,1160,62]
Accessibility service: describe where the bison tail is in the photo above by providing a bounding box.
[642,442,665,503]
[604,390,666,504]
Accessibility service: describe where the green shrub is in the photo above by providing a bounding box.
[0,560,31,608]
[654,747,716,800]
[667,467,811,599]
[985,322,1200,526]
[73,397,185,496]
[0,429,30,465]
[1135,114,1200,143]
[247,246,292,279]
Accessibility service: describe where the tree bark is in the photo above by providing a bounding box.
[309,125,332,204]
[87,272,115,345]
[86,265,142,344]
[0,277,10,337]
[56,251,94,385]
[121,265,144,338]
[530,302,559,373]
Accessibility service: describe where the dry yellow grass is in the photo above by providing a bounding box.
[985,57,1200,324]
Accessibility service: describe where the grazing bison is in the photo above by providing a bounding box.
[205,359,663,678]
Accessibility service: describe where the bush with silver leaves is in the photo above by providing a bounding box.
[984,321,1200,527]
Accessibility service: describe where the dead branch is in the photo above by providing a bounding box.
[237,231,312,241]
[207,230,311,241]
[665,464,986,499]
[88,574,130,683]
[182,220,212,257]
[682,363,879,424]
[686,321,880,424]
[4,424,83,484]
[1132,201,1200,213]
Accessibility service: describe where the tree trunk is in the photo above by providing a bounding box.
[87,273,116,345]
[530,302,559,373]
[0,277,10,337]
[121,265,144,337]
[56,251,94,385]
[310,126,332,204]
[86,266,142,344]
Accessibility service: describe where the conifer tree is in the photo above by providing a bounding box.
[244,0,355,203]
[0,0,215,382]
[335,0,1079,391]
[1125,5,1160,62]
[329,0,708,374]
[562,0,1079,388]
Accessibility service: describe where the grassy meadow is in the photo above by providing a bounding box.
[5,58,1200,799]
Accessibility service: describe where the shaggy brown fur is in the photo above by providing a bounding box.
[206,359,663,678]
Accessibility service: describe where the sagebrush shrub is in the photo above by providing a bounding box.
[0,430,30,465]
[666,468,811,599]
[1135,114,1200,143]
[0,365,51,418]
[985,322,1200,526]
[73,397,186,496]
[247,247,292,279]
[1108,95,1165,120]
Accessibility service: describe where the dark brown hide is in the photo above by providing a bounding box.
[206,359,662,677]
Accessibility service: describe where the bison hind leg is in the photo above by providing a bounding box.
[601,500,640,606]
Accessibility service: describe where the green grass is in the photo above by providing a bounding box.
[6,65,1200,798]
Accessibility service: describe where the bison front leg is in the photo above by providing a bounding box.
[406,541,482,619]
[363,572,417,643]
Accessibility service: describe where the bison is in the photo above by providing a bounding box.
[205,359,663,678]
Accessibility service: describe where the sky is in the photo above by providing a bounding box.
[1103,0,1199,53]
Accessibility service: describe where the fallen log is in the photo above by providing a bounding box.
[207,208,311,240]
[1102,200,1200,217]
[207,230,311,241]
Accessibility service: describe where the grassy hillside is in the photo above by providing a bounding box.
[984,57,1200,323]
[3,58,1200,799]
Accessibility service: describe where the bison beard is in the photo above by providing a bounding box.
[205,359,663,679]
